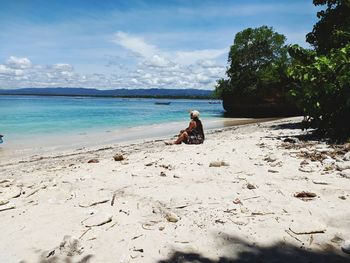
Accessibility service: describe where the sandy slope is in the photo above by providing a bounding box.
[0,117,349,263]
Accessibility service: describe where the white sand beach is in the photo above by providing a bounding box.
[0,117,349,263]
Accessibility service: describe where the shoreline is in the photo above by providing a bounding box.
[1,117,349,262]
[0,117,280,164]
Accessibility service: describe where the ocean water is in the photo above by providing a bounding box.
[0,95,224,140]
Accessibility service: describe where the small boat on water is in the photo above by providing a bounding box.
[155,102,171,105]
[208,101,221,104]
[0,135,3,144]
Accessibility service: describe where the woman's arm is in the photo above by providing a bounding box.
[185,120,196,133]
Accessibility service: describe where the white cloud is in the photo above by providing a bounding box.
[109,31,227,89]
[6,56,32,69]
[0,31,228,89]
[174,49,227,65]
[112,31,158,58]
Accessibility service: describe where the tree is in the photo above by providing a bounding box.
[216,26,292,109]
[306,0,350,54]
[288,0,350,137]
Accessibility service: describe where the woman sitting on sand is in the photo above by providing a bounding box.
[166,110,204,145]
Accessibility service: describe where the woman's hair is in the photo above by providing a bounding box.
[193,117,205,139]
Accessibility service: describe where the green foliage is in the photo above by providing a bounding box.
[288,44,350,136]
[216,26,290,103]
[306,0,350,54]
[288,0,350,138]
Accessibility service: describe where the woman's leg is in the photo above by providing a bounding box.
[174,131,188,144]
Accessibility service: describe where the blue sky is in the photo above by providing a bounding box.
[0,0,320,89]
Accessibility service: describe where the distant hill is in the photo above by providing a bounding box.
[0,88,214,98]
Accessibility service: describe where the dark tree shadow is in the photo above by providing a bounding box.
[271,122,303,130]
[158,235,349,263]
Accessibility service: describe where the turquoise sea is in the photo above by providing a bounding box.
[0,95,224,140]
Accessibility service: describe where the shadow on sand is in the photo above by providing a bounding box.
[158,235,349,263]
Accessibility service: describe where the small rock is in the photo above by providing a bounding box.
[88,159,99,163]
[165,212,179,223]
[339,170,350,179]
[159,226,165,231]
[209,161,229,167]
[247,183,256,190]
[322,157,336,166]
[343,152,350,161]
[336,162,350,171]
[341,240,350,254]
[160,171,166,177]
[264,155,277,163]
[339,196,346,200]
[299,166,315,173]
[113,154,124,161]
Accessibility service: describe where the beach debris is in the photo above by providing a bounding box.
[165,212,179,223]
[215,219,225,224]
[79,199,109,208]
[159,226,165,231]
[111,192,117,206]
[160,171,166,177]
[209,161,229,167]
[264,155,277,162]
[246,183,256,190]
[251,212,275,216]
[339,171,350,179]
[341,240,350,254]
[87,158,99,163]
[113,154,124,161]
[268,169,279,173]
[312,180,329,185]
[242,196,260,201]
[283,137,300,144]
[336,162,350,171]
[232,198,242,205]
[159,164,174,170]
[288,227,326,235]
[285,229,303,243]
[132,248,144,253]
[0,205,15,212]
[343,152,350,161]
[0,200,9,206]
[294,191,317,201]
[83,214,113,227]
[229,218,249,226]
[78,228,92,240]
[26,185,47,198]
[119,209,130,215]
[331,235,344,244]
[131,234,143,240]
[173,175,180,179]
[339,195,347,200]
[298,166,316,173]
[59,235,84,256]
[145,162,154,166]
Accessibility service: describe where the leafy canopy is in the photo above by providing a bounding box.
[306,0,350,54]
[216,26,289,103]
[288,0,350,137]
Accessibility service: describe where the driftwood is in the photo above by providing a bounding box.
[289,227,326,235]
[111,193,117,206]
[79,199,109,208]
[0,206,15,212]
[84,216,112,228]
